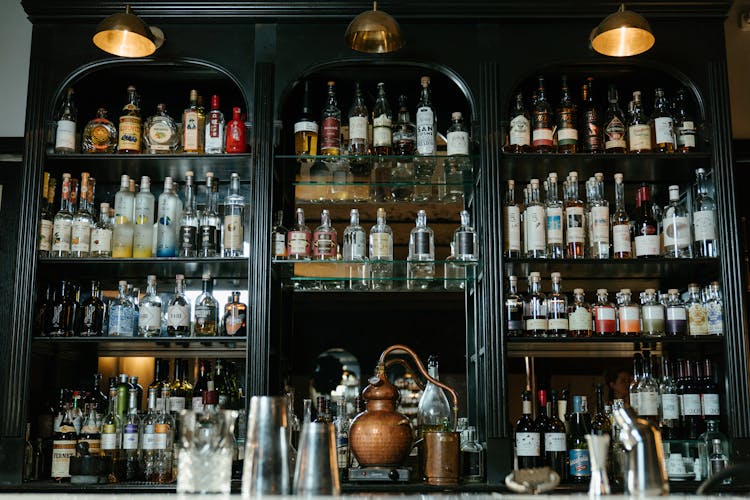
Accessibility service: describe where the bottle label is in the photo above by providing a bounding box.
[108,307,134,335]
[678,121,696,148]
[591,206,609,244]
[320,116,341,152]
[225,310,246,335]
[505,206,521,251]
[313,230,337,258]
[526,318,547,331]
[682,394,702,416]
[667,306,687,321]
[604,116,626,150]
[569,307,592,331]
[294,120,318,134]
[170,396,186,412]
[55,119,76,150]
[416,107,435,154]
[123,426,139,450]
[515,432,540,457]
[71,220,91,252]
[619,306,640,333]
[447,131,470,156]
[148,121,175,149]
[548,318,569,330]
[51,439,76,477]
[192,396,204,411]
[663,215,691,249]
[661,394,679,420]
[628,124,651,151]
[195,304,216,324]
[612,224,631,254]
[39,219,53,251]
[142,430,157,450]
[288,230,311,256]
[693,210,717,242]
[100,431,118,450]
[183,110,200,151]
[702,393,720,416]
[273,232,286,258]
[200,225,219,254]
[569,449,591,477]
[706,301,723,335]
[373,114,392,147]
[526,205,546,251]
[642,305,665,321]
[79,437,101,455]
[52,220,72,252]
[654,117,674,145]
[583,110,601,150]
[509,115,530,146]
[118,115,142,152]
[565,206,585,244]
[139,303,162,330]
[532,127,553,147]
[635,234,660,257]
[371,233,393,259]
[180,225,198,253]
[349,116,368,141]
[639,391,659,416]
[346,231,367,259]
[545,432,567,452]
[223,214,243,251]
[457,231,475,257]
[557,126,578,146]
[207,112,224,141]
[688,303,708,335]
[166,304,190,328]
[413,232,430,256]
[546,206,563,245]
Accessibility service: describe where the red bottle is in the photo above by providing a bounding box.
[225,106,246,153]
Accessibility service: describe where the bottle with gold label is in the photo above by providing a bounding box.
[144,104,179,154]
[117,85,142,154]
[82,108,117,153]
[182,89,205,154]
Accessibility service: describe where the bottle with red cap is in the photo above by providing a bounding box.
[225,107,246,153]
[634,184,660,258]
[205,95,225,154]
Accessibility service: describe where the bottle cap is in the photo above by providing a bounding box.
[421,76,430,87]
[645,288,656,294]
[620,288,631,294]
[574,288,584,294]
[202,273,211,280]
[452,111,462,120]
[551,272,561,280]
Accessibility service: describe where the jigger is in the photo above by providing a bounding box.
[585,434,611,496]
[293,421,340,495]
[242,396,291,496]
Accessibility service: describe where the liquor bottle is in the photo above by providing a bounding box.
[534,389,550,463]
[200,173,221,257]
[414,76,437,202]
[617,289,640,337]
[525,272,547,336]
[665,289,688,336]
[141,387,160,478]
[580,78,602,153]
[567,395,591,483]
[525,179,546,258]
[444,111,471,202]
[132,176,155,258]
[51,173,73,257]
[339,207,366,262]
[166,274,191,337]
[393,94,416,156]
[192,360,211,410]
[569,288,592,338]
[686,283,708,335]
[225,107,246,153]
[640,288,665,336]
[38,173,54,257]
[368,207,393,290]
[546,390,567,481]
[589,173,609,258]
[153,387,174,482]
[223,173,245,256]
[504,180,522,258]
[51,401,77,481]
[604,85,627,153]
[182,89,204,154]
[651,88,675,153]
[506,276,524,337]
[372,82,393,156]
[195,273,219,336]
[515,390,541,468]
[100,386,122,480]
[112,174,135,258]
[178,171,200,257]
[694,168,718,257]
[320,81,341,156]
[674,89,697,153]
[168,360,186,413]
[348,81,370,158]
[143,104,179,154]
[680,360,702,439]
[609,173,631,259]
[79,405,101,455]
[450,210,477,262]
[70,172,93,257]
[46,281,73,337]
[54,87,77,154]
[205,94,226,154]
[662,185,691,258]
[121,388,140,480]
[108,280,134,337]
[223,291,247,336]
[117,85,142,154]
[294,81,318,157]
[287,207,311,260]
[407,209,435,289]
[270,210,288,260]
[506,92,531,152]
[556,75,578,153]
[706,282,724,336]
[547,272,568,337]
[459,425,485,482]
[89,202,111,258]
[312,209,338,260]
[659,357,680,439]
[82,107,116,153]
[545,173,564,259]
[636,352,659,424]
[634,185,659,258]
[628,90,652,153]
[156,177,179,257]
[532,76,554,153]
[701,359,721,421]
[137,275,161,337]
[78,280,104,336]
[564,172,585,258]
[591,384,611,435]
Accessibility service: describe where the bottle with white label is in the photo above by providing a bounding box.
[663,185,692,258]
[568,288,592,337]
[370,207,393,290]
[617,289,640,337]
[525,179,547,258]
[680,360,703,439]
[504,180,522,258]
[156,177,179,257]
[589,173,610,259]
[54,87,77,154]
[223,173,245,257]
[506,92,530,152]
[166,274,191,337]
[659,357,680,439]
[348,81,370,157]
[525,272,547,336]
[674,89,697,153]
[52,173,74,258]
[547,272,568,337]
[138,275,162,337]
[100,386,122,479]
[414,76,437,202]
[641,288,665,336]
[705,281,724,336]
[634,185,660,258]
[545,173,564,259]
[686,283,708,335]
[445,111,471,202]
[651,88,675,153]
[272,210,288,260]
[611,173,631,259]
[90,202,112,257]
[564,172,585,259]
[407,210,435,290]
[665,288,688,336]
[287,207,311,260]
[694,168,718,258]
[700,359,721,421]
[122,388,141,480]
[71,172,93,257]
[515,390,541,468]
[628,90,652,153]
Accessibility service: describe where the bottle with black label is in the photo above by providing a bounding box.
[581,77,603,153]
[178,171,199,257]
[407,210,435,290]
[515,390,541,469]
[199,173,221,257]
[547,272,568,337]
[454,210,478,261]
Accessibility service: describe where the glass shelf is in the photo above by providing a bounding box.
[276,154,479,161]
[31,336,247,358]
[506,335,723,358]
[505,257,719,281]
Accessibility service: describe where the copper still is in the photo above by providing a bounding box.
[348,344,459,469]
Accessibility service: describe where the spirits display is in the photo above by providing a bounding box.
[81,107,116,153]
[54,87,77,154]
[143,104,180,154]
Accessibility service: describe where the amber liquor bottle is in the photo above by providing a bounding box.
[604,85,627,153]
[117,85,142,154]
[651,88,675,153]
[627,90,652,153]
[580,77,603,153]
[556,75,578,154]
[532,76,554,153]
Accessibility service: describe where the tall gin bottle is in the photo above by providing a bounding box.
[693,168,718,257]
[663,185,692,258]
[545,173,564,258]
[525,179,546,258]
[133,176,155,258]
[564,171,585,258]
[414,76,437,202]
[504,180,522,258]
[343,208,368,290]
[223,173,245,256]
[611,173,631,258]
[156,177,180,257]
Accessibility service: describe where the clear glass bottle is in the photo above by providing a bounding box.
[617,289,640,337]
[82,107,116,153]
[674,89,697,153]
[132,176,155,258]
[525,178,546,258]
[547,272,568,337]
[312,209,338,261]
[641,288,665,336]
[138,275,162,337]
[156,177,180,257]
[223,173,245,257]
[271,210,287,260]
[55,87,77,154]
[372,82,393,157]
[166,274,191,337]
[195,273,219,336]
[651,88,675,153]
[525,272,547,337]
[140,387,159,479]
[506,92,531,152]
[223,291,247,336]
[414,76,437,202]
[453,210,478,261]
[634,184,660,258]
[391,94,416,201]
[370,207,394,290]
[320,81,341,156]
[504,179,522,258]
[663,184,692,258]
[545,173,564,259]
[71,171,93,257]
[348,81,370,157]
[52,173,73,257]
[143,104,179,154]
[532,76,554,153]
[611,173,631,259]
[205,94,226,154]
[343,208,368,290]
[665,288,688,336]
[659,357,680,439]
[100,386,122,480]
[117,85,142,154]
[182,89,205,154]
[706,281,724,336]
[287,207,311,260]
[417,355,451,435]
[78,280,105,337]
[589,173,610,259]
[152,387,175,483]
[108,280,134,337]
[556,75,578,153]
[564,171,585,258]
[628,90,652,153]
[506,275,524,337]
[112,174,135,258]
[407,209,435,290]
[122,388,141,480]
[294,81,318,157]
[178,171,199,257]
[199,173,221,257]
[604,85,627,153]
[694,168,718,257]
[568,288,592,338]
[686,283,708,335]
[444,111,471,202]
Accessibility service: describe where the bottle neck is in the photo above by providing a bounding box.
[202,279,213,294]
[175,280,184,295]
[615,181,625,209]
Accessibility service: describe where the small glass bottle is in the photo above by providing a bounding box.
[547,272,569,337]
[225,107,247,153]
[506,276,524,337]
[407,209,436,290]
[686,283,708,335]
[117,85,142,154]
[205,94,226,154]
[272,210,288,260]
[460,426,485,482]
[223,173,245,256]
[506,92,531,152]
[194,273,219,336]
[223,291,247,336]
[166,274,191,337]
[108,280,134,337]
[313,209,338,260]
[706,281,724,336]
[641,288,665,336]
[568,288,592,338]
[287,208,311,260]
[617,289,640,337]
[593,288,616,336]
[143,103,179,154]
[82,107,116,153]
[138,275,162,337]
[694,168,718,258]
[54,87,77,154]
[525,272,547,337]
[504,179,522,258]
[665,289,688,336]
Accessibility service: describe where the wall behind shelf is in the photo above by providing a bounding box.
[0,1,31,137]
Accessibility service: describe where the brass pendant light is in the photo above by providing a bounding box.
[345,1,404,54]
[590,4,654,57]
[93,4,165,58]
